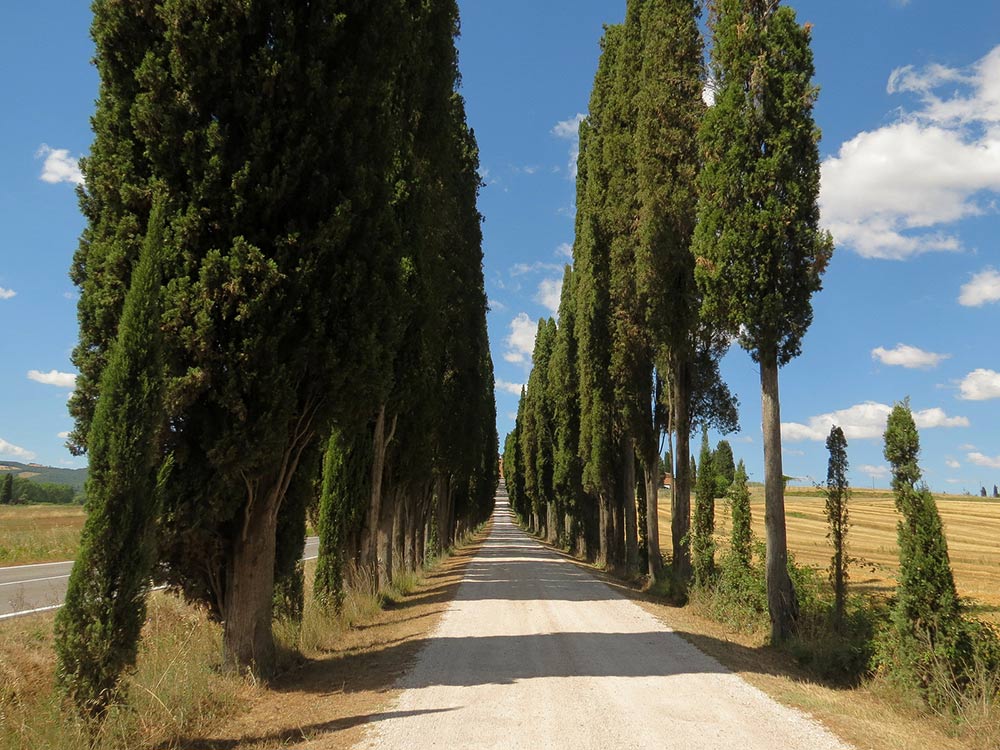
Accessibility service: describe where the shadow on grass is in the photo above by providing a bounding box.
[161,708,457,749]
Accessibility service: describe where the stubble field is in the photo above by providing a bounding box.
[658,486,1000,620]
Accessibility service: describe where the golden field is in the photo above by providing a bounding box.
[0,504,85,565]
[658,486,1000,620]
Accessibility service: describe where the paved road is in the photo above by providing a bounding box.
[360,499,850,750]
[0,536,319,620]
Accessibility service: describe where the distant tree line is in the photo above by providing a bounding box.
[56,0,496,718]
[503,0,829,646]
[0,474,78,505]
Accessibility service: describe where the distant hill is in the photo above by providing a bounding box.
[0,461,88,492]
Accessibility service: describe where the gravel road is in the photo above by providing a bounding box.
[360,498,850,750]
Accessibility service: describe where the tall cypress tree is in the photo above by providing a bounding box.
[549,265,585,551]
[0,474,12,505]
[824,425,850,628]
[55,199,168,716]
[693,430,717,585]
[72,1,423,675]
[634,0,705,583]
[576,27,621,569]
[693,0,833,641]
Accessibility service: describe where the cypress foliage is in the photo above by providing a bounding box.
[0,474,11,505]
[714,440,735,494]
[728,460,753,571]
[693,430,717,586]
[882,400,964,695]
[549,265,585,551]
[635,0,706,583]
[575,30,620,567]
[315,425,373,610]
[824,425,850,628]
[55,199,169,717]
[693,0,833,642]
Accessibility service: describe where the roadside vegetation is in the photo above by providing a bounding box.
[0,527,484,750]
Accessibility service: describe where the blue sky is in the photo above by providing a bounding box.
[2,2,999,494]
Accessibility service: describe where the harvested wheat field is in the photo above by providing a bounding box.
[659,486,1000,620]
[0,504,85,565]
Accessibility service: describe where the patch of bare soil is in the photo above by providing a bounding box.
[169,527,489,750]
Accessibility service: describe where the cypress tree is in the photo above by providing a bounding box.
[693,430,717,585]
[575,30,620,568]
[714,439,735,496]
[693,0,833,642]
[883,400,962,690]
[0,474,11,505]
[55,199,168,717]
[634,0,706,583]
[824,425,850,628]
[728,460,753,571]
[315,425,373,609]
[549,265,585,551]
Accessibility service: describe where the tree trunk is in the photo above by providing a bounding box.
[598,490,611,567]
[547,502,557,544]
[672,365,692,581]
[223,491,278,676]
[760,350,797,642]
[376,483,395,590]
[622,436,638,574]
[392,489,406,578]
[361,406,388,578]
[435,474,451,555]
[642,441,662,581]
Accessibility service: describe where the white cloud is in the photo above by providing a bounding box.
[57,431,70,440]
[702,78,716,107]
[536,277,563,315]
[36,144,84,185]
[552,113,586,179]
[946,458,961,469]
[859,464,890,477]
[511,261,563,277]
[782,401,969,442]
[504,313,538,364]
[871,343,950,369]
[0,287,15,300]
[820,45,1000,260]
[967,452,1000,469]
[556,242,573,259]
[27,369,77,388]
[959,268,1000,307]
[495,379,524,396]
[960,443,977,451]
[488,298,507,312]
[0,438,35,461]
[958,369,1000,400]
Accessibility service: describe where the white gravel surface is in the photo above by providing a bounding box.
[359,497,852,750]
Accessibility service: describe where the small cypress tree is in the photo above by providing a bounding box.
[0,474,12,505]
[993,484,998,499]
[883,399,961,696]
[980,486,988,498]
[824,425,850,628]
[693,430,716,586]
[315,425,373,610]
[54,200,169,717]
[728,460,752,571]
[714,440,735,497]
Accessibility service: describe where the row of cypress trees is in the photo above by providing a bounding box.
[503,0,830,644]
[57,0,496,717]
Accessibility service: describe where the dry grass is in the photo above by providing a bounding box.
[0,505,85,566]
[0,591,254,750]
[0,527,487,750]
[658,486,1000,622]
